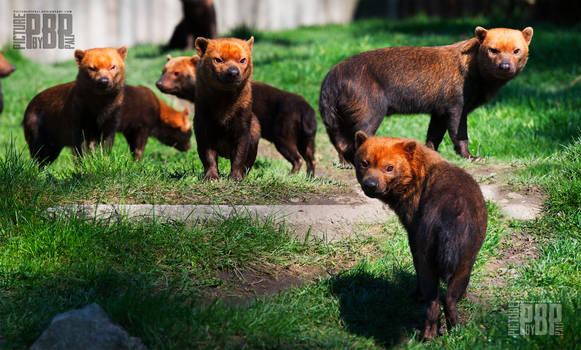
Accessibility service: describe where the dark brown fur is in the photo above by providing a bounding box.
[353,132,487,339]
[320,26,533,164]
[0,52,16,115]
[194,37,260,181]
[23,46,127,166]
[157,56,317,175]
[119,85,191,160]
[162,0,217,52]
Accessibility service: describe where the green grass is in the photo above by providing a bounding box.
[1,16,581,349]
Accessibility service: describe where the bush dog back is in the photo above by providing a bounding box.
[193,37,260,180]
[320,26,533,164]
[354,131,487,339]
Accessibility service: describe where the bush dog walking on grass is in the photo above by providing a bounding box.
[119,85,191,160]
[193,37,260,181]
[23,47,127,166]
[353,131,487,339]
[0,52,16,115]
[157,55,317,175]
[320,26,533,164]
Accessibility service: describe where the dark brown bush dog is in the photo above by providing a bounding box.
[354,131,487,339]
[320,26,533,164]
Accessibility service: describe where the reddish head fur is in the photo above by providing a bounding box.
[475,27,533,80]
[0,53,16,78]
[156,55,198,98]
[74,47,127,94]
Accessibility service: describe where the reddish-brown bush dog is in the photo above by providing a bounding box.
[157,55,317,175]
[193,37,260,181]
[353,131,487,339]
[23,47,127,166]
[320,26,533,164]
[0,52,16,115]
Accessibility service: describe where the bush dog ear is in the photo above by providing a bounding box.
[191,55,200,66]
[74,50,85,65]
[522,27,533,45]
[474,26,487,42]
[402,141,417,160]
[166,54,173,61]
[354,130,368,150]
[247,36,254,52]
[195,37,210,57]
[117,46,127,61]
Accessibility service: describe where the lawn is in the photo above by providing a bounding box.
[1,16,580,349]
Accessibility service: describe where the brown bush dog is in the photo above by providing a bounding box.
[22,83,190,164]
[162,0,217,52]
[353,131,487,339]
[0,52,16,115]
[23,47,127,166]
[320,26,533,164]
[193,37,261,181]
[156,55,317,175]
[119,85,191,160]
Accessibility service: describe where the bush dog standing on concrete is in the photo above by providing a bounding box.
[193,37,260,181]
[353,131,487,339]
[157,55,317,175]
[119,85,191,160]
[0,52,16,115]
[320,26,533,164]
[23,47,127,166]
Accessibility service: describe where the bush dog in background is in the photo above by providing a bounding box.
[157,55,317,175]
[353,131,487,339]
[119,85,191,160]
[162,0,217,52]
[193,37,260,181]
[320,26,533,164]
[23,47,127,166]
[0,52,16,115]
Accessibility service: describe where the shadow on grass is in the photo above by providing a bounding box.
[329,268,423,346]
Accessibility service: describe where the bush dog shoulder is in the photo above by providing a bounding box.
[23,47,127,165]
[193,37,260,181]
[320,26,533,163]
[0,52,16,115]
[157,55,317,175]
[119,85,191,160]
[353,131,487,339]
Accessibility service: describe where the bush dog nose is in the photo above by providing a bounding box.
[499,62,511,71]
[97,77,109,86]
[362,177,379,193]
[226,66,240,78]
[155,80,163,89]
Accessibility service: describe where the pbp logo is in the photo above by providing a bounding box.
[13,10,75,49]
[508,302,563,336]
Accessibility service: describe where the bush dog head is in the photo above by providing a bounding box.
[0,53,16,78]
[195,37,254,90]
[158,100,192,151]
[74,46,127,94]
[475,26,533,80]
[156,55,199,98]
[354,131,423,199]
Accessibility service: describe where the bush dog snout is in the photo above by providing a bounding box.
[193,37,260,181]
[354,131,487,339]
[320,26,533,164]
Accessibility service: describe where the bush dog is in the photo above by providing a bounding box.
[0,52,16,115]
[353,131,487,339]
[193,37,260,181]
[23,83,190,164]
[162,0,217,52]
[23,47,127,165]
[157,55,317,175]
[119,85,191,160]
[320,26,533,164]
